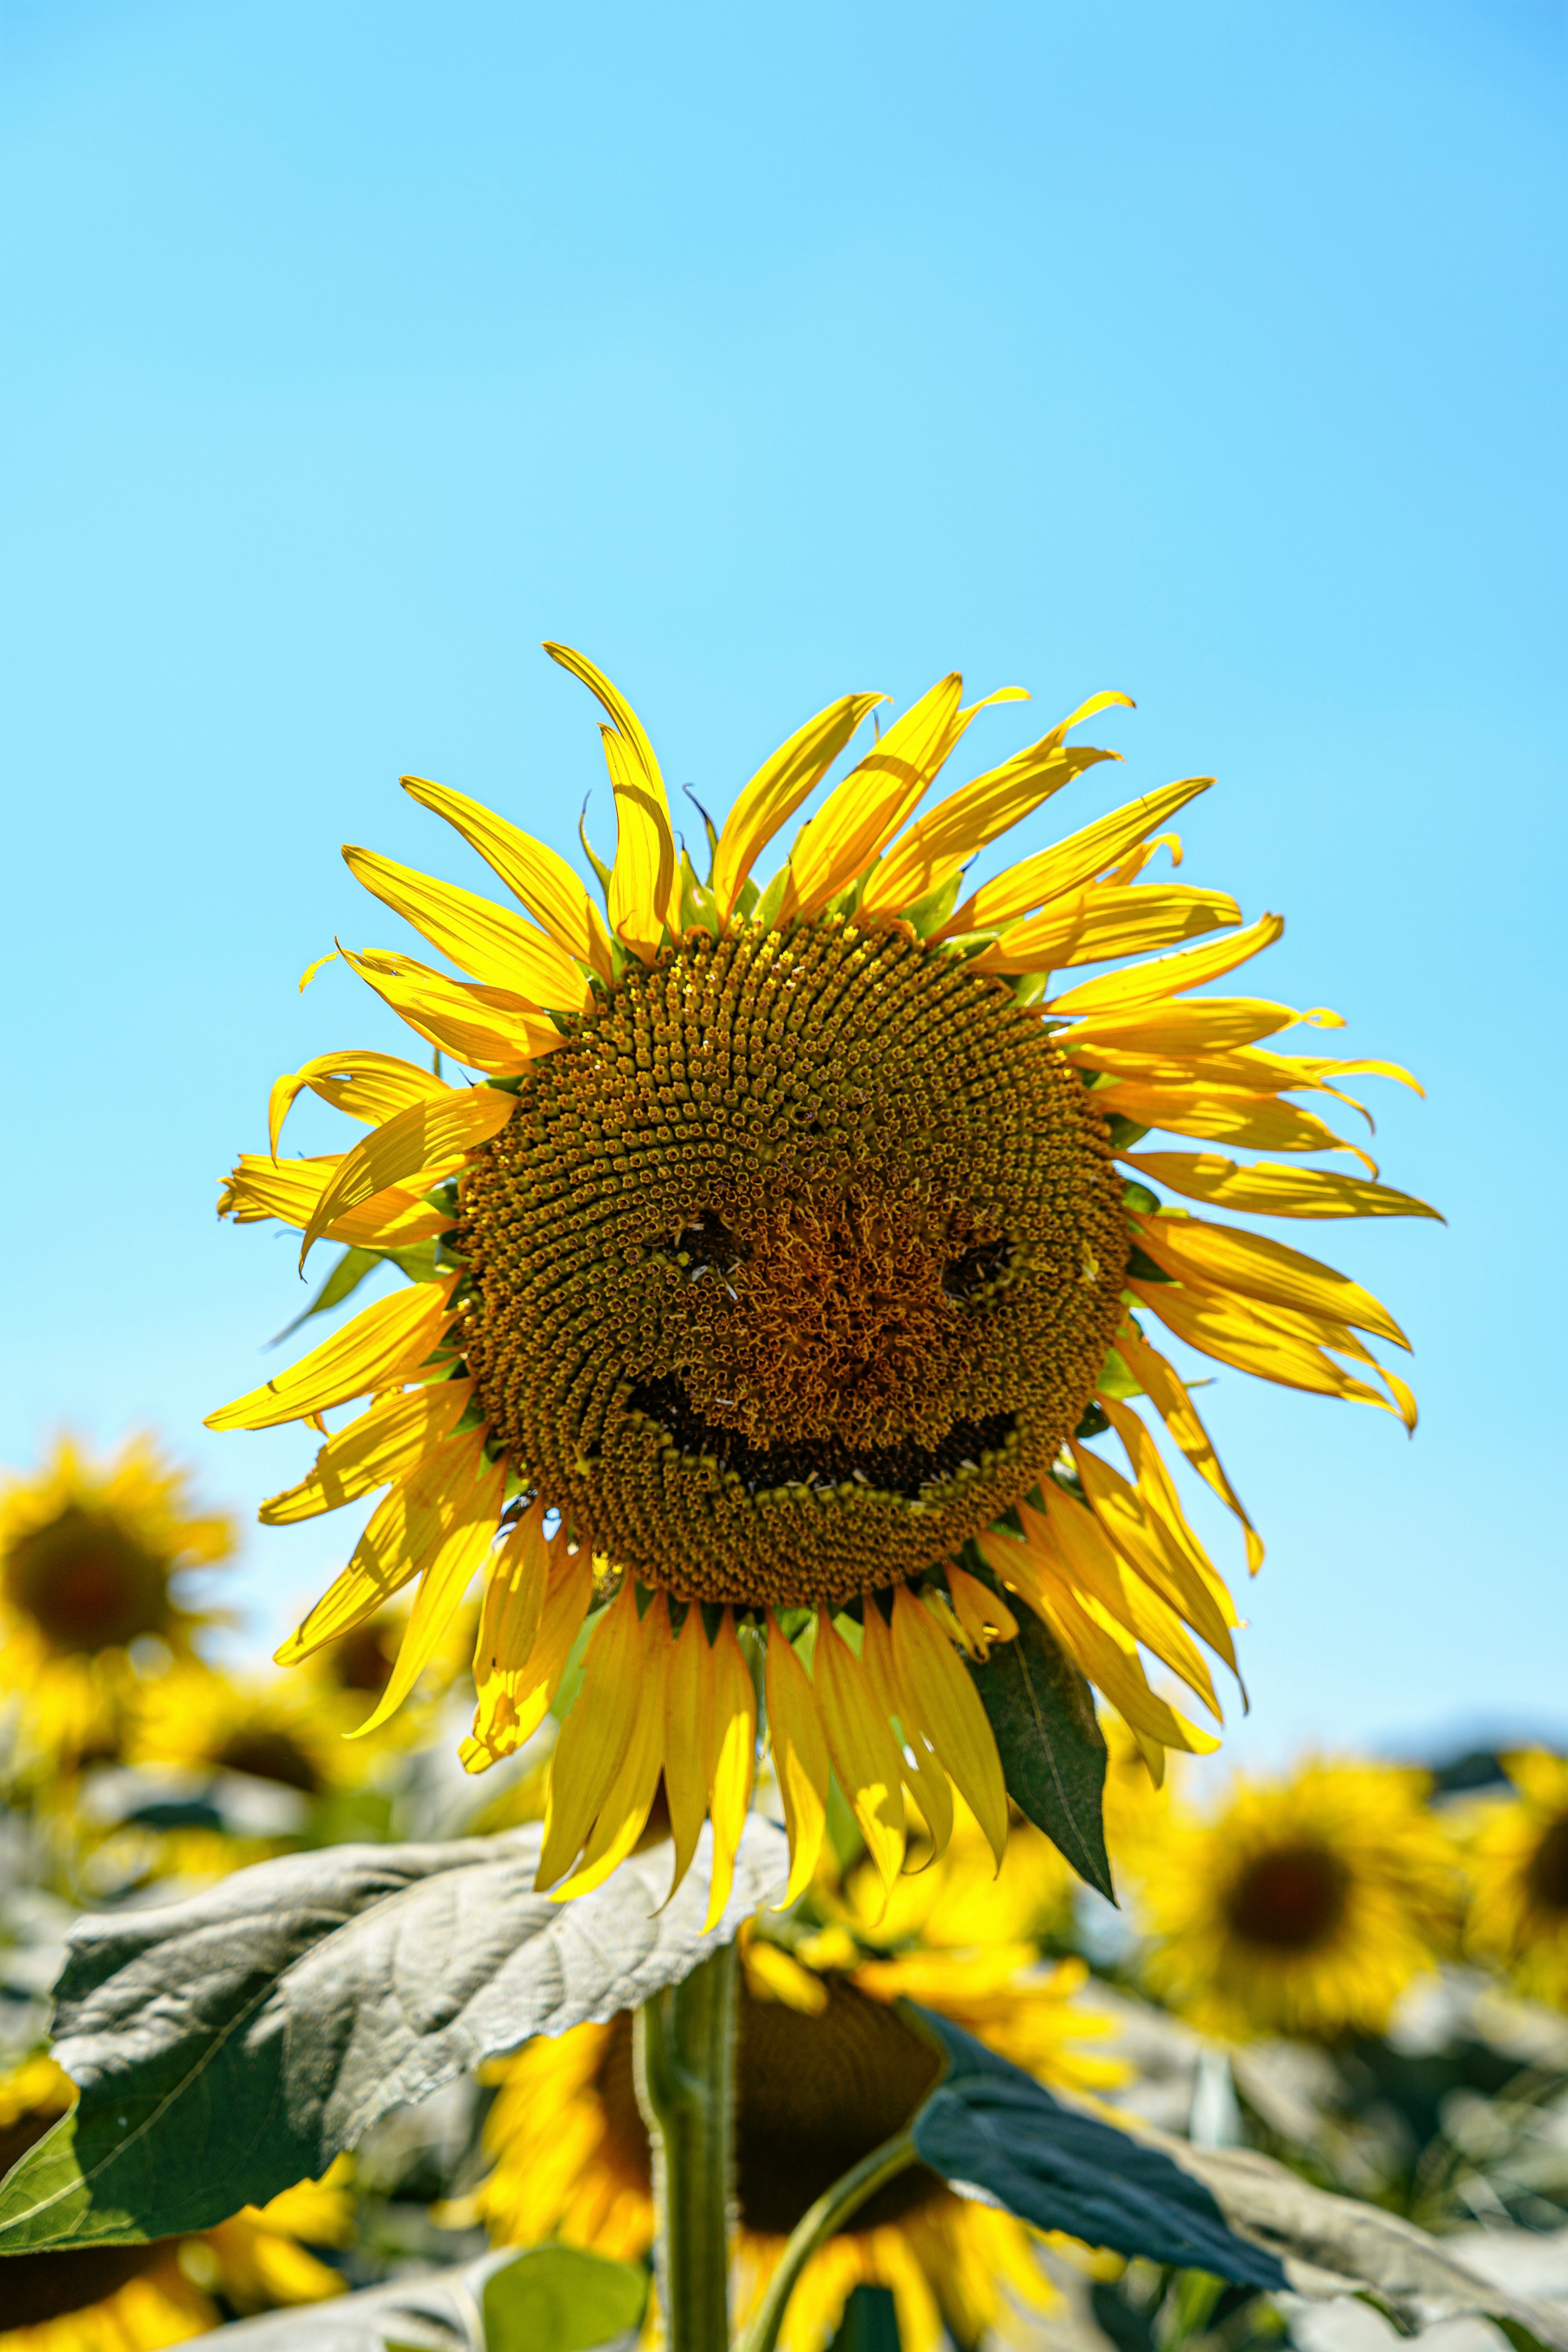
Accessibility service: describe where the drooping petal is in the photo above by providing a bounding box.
[710,692,887,922]
[1067,996,1320,1055]
[536,1579,644,1891]
[858,695,1131,919]
[352,1448,507,1735]
[269,1050,450,1156]
[1113,1319,1264,1572]
[764,1620,831,1906]
[1022,1492,1222,1720]
[1096,1398,1242,1651]
[1045,911,1285,1014]
[274,1424,486,1663]
[971,885,1241,972]
[1091,1079,1376,1168]
[860,1595,953,1857]
[1129,1278,1409,1421]
[942,1564,1017,1660]
[259,1381,473,1523]
[401,774,613,979]
[664,1603,720,1902]
[939,776,1213,937]
[342,947,564,1073]
[810,1608,905,1892]
[1132,1211,1411,1350]
[704,1610,758,1931]
[298,1088,515,1266]
[343,846,592,1010]
[219,1153,451,1250]
[206,1278,454,1432]
[463,1532,595,1772]
[1068,1438,1239,1675]
[891,1586,1008,1867]
[554,1595,674,1900]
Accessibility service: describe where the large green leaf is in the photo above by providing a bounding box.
[909,2009,1285,2290]
[0,1820,786,2254]
[961,1562,1112,1898]
[193,2245,646,2348]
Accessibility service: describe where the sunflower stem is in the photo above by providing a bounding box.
[733,2124,918,2352]
[635,1937,738,2351]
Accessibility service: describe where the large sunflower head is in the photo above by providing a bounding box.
[0,1435,234,1776]
[0,2055,352,2347]
[1461,1751,1568,2011]
[463,1889,1120,2352]
[1130,1760,1460,2040]
[210,644,1434,1906]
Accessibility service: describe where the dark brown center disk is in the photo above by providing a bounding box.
[457,917,1128,1607]
[1527,1815,1568,1915]
[4,1506,173,1654]
[1225,1843,1350,1951]
[597,1975,949,2237]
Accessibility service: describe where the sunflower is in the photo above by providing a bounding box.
[0,2056,351,2349]
[1130,1760,1460,2040]
[1460,1752,1568,2011]
[208,644,1433,1911]
[0,1437,233,1781]
[463,1851,1122,2352]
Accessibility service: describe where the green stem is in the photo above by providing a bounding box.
[733,2125,919,2352]
[635,1939,738,2352]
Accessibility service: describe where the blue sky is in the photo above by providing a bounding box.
[2,0,1562,1776]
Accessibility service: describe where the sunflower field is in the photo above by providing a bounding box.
[2,654,1565,2352]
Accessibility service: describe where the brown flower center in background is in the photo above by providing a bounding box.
[458,917,1127,1607]
[1225,1842,1351,1951]
[1527,1815,1568,1916]
[4,1506,172,1655]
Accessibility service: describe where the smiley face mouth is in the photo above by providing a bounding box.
[623,1373,1019,1504]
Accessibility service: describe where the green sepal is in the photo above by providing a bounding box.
[752,865,793,930]
[900,871,964,939]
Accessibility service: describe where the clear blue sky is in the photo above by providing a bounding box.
[2,0,1562,1776]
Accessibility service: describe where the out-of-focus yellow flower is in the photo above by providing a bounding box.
[1461,1751,1568,2011]
[0,1437,233,1782]
[463,1823,1122,2352]
[1130,1760,1458,2040]
[0,2057,352,2349]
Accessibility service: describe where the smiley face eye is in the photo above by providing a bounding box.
[943,1234,1013,1301]
[675,1212,746,1278]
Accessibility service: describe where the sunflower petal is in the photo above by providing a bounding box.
[343,947,564,1073]
[811,1609,905,1891]
[711,692,888,922]
[665,1604,720,1902]
[401,775,612,979]
[892,1586,1008,1867]
[220,1154,450,1249]
[788,674,964,918]
[555,1595,674,1900]
[274,1425,485,1662]
[544,642,666,803]
[704,1610,759,1931]
[1045,911,1285,1014]
[1112,1321,1264,1572]
[1022,1492,1222,1719]
[600,723,678,960]
[464,1532,595,1771]
[269,1050,450,1156]
[259,1381,473,1523]
[973,885,1241,973]
[352,1449,506,1735]
[536,1579,644,1890]
[298,1087,515,1267]
[939,777,1213,938]
[942,1564,1017,1660]
[764,1621,831,1907]
[1067,997,1314,1055]
[1132,1212,1411,1350]
[860,1596,953,1858]
[1092,1079,1377,1169]
[343,846,592,1009]
[1129,1278,1405,1419]
[1069,1439,1239,1675]
[207,1278,453,1432]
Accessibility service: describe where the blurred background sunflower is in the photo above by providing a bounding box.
[1460,1753,1568,2013]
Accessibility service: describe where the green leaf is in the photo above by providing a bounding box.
[908,2009,1286,2290]
[183,2247,645,2348]
[484,2243,647,2351]
[961,1559,1113,1898]
[0,1820,786,2254]
[269,1245,385,1343]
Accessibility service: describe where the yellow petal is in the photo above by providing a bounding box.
[352,1450,507,1735]
[972,885,1241,972]
[401,774,612,979]
[811,1609,905,1893]
[664,1604,721,1903]
[1045,911,1285,1015]
[788,673,964,918]
[464,1531,595,1772]
[599,723,677,961]
[764,1621,831,1907]
[207,1278,453,1432]
[260,1381,473,1523]
[344,846,592,1011]
[1067,996,1314,1054]
[342,947,564,1074]
[536,1579,644,1891]
[1068,1438,1239,1675]
[860,1595,953,1858]
[942,1564,1017,1661]
[704,1610,758,1931]
[554,1595,673,1900]
[1113,1320,1264,1573]
[1098,1398,1241,1645]
[711,692,888,922]
[1129,1278,1408,1420]
[891,1587,1008,1868]
[298,1087,515,1267]
[275,1425,486,1664]
[858,697,1131,920]
[1091,1079,1376,1169]
[543,641,667,808]
[471,1499,552,1699]
[1023,1492,1221,1720]
[219,1154,449,1249]
[1132,1211,1410,1350]
[269,1050,450,1156]
[938,777,1212,938]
